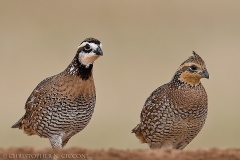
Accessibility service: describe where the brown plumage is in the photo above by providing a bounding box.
[12,37,103,148]
[132,52,209,149]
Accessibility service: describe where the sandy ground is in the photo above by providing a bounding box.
[0,148,240,160]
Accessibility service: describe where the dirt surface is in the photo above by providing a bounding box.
[0,148,240,160]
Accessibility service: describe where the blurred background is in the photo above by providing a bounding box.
[1,0,240,150]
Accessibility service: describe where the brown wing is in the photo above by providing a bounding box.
[140,83,169,121]
[13,76,55,134]
[139,83,188,147]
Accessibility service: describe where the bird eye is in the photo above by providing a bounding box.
[190,65,197,70]
[84,44,91,51]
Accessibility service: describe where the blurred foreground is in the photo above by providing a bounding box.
[0,147,240,160]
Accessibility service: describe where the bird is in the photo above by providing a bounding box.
[132,51,209,150]
[12,37,103,148]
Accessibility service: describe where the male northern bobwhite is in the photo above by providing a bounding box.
[132,52,209,149]
[12,37,103,148]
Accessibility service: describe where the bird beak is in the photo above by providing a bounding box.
[95,46,103,56]
[201,69,209,79]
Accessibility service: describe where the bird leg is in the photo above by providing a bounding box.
[49,135,63,148]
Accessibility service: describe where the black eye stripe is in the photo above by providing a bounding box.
[84,44,91,50]
[190,65,197,70]
[77,44,92,54]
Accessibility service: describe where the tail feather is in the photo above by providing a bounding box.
[11,115,37,136]
[131,124,139,133]
[132,124,147,143]
[11,116,24,128]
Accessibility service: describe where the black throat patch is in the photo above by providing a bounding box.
[78,63,93,80]
[66,54,93,80]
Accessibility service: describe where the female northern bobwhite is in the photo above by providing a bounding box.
[132,52,209,149]
[12,37,103,148]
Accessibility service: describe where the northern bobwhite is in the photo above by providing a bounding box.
[12,38,103,148]
[132,52,209,149]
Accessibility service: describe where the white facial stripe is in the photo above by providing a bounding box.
[89,43,99,50]
[78,42,102,50]
[78,42,87,48]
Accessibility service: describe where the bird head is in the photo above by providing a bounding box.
[176,51,209,86]
[77,37,103,67]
